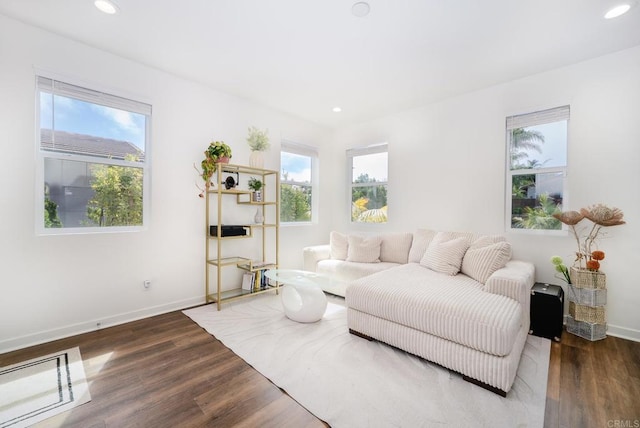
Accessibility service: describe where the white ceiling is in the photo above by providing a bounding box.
[1,0,639,128]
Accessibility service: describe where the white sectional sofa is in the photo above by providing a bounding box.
[302,229,535,395]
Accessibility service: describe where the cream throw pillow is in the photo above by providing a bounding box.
[380,233,413,264]
[330,231,348,260]
[461,236,512,284]
[420,233,470,275]
[346,235,382,263]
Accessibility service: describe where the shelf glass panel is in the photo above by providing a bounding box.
[207,256,250,267]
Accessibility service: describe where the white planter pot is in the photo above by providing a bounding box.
[249,151,264,169]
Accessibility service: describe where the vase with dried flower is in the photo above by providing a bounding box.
[553,204,625,272]
[553,204,625,340]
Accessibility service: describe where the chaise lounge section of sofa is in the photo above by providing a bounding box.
[303,229,535,395]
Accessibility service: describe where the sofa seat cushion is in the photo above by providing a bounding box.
[346,264,522,356]
[316,259,400,284]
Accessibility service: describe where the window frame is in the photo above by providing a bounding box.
[347,143,388,224]
[505,106,569,235]
[35,74,152,235]
[279,141,318,226]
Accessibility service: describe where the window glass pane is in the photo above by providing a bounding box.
[44,158,143,228]
[281,152,311,182]
[280,150,313,223]
[352,152,387,183]
[510,121,567,170]
[40,93,146,161]
[37,77,150,233]
[352,184,388,223]
[511,172,563,230]
[281,184,312,222]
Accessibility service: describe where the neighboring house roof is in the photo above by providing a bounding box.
[41,129,145,161]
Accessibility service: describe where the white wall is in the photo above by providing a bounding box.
[330,46,640,341]
[0,14,330,353]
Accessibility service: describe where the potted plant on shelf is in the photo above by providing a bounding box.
[246,126,269,169]
[248,177,263,202]
[206,141,232,164]
[194,141,233,197]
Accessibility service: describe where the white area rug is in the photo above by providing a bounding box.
[0,347,91,428]
[184,294,550,428]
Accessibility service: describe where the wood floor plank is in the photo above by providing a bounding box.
[1,309,639,427]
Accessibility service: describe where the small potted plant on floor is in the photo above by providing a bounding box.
[248,177,263,202]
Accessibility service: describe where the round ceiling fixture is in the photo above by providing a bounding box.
[604,3,631,19]
[95,0,119,15]
[352,2,371,18]
[332,107,342,113]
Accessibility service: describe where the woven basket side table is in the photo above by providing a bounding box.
[567,268,607,341]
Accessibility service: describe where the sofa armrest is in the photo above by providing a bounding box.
[484,260,535,307]
[303,244,331,272]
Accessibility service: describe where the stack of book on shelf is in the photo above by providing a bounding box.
[241,266,272,292]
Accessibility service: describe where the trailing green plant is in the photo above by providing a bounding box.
[194,141,233,197]
[246,126,270,151]
[206,141,232,159]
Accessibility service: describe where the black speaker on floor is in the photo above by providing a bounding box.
[529,282,564,342]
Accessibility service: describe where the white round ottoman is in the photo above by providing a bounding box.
[264,270,328,323]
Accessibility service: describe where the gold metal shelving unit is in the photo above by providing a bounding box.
[205,164,280,310]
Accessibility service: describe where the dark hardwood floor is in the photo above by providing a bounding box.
[1,309,639,427]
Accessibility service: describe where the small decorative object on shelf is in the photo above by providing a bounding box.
[552,203,626,341]
[254,208,264,224]
[246,126,270,169]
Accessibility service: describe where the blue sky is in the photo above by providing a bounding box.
[40,93,146,150]
[281,152,311,182]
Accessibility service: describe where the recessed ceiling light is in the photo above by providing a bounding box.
[95,0,119,15]
[332,107,342,113]
[604,4,631,19]
[352,2,370,18]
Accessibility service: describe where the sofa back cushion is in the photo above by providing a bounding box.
[330,231,348,260]
[420,232,470,275]
[346,235,382,263]
[408,229,437,263]
[380,232,413,264]
[461,236,512,284]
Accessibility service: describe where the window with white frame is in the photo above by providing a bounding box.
[37,76,151,233]
[348,143,388,223]
[280,142,317,223]
[506,106,569,231]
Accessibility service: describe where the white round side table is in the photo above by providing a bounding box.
[264,269,328,323]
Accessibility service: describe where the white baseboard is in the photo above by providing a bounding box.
[0,296,205,354]
[606,324,640,342]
